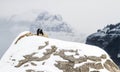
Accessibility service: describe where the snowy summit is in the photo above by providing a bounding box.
[0,31,119,72]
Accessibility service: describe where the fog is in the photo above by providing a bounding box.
[1,0,120,58]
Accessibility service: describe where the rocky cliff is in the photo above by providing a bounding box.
[86,23,120,67]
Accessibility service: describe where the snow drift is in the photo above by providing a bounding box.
[0,31,119,72]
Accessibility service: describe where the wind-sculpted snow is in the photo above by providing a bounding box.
[0,31,119,72]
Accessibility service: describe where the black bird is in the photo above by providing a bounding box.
[39,29,44,35]
[37,28,44,35]
[37,28,40,35]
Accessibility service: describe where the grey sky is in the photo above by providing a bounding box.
[1,0,120,58]
[1,0,120,33]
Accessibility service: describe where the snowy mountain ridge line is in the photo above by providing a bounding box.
[0,31,119,72]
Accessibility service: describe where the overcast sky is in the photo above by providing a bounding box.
[1,0,120,33]
[1,0,120,58]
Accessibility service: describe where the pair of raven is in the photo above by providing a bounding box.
[37,28,44,35]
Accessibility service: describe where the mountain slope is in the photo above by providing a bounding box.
[86,23,120,67]
[0,31,119,72]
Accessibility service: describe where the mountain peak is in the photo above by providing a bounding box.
[0,31,119,72]
[36,12,62,21]
[30,12,72,33]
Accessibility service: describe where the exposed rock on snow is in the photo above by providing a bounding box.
[0,31,120,72]
[15,32,48,44]
[15,45,57,67]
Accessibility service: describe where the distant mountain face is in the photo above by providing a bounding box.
[0,31,119,72]
[30,12,72,33]
[86,23,120,67]
[30,12,87,43]
[8,11,87,43]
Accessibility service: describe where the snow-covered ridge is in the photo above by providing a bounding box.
[0,31,119,72]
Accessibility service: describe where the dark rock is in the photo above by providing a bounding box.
[105,36,120,65]
[86,23,120,67]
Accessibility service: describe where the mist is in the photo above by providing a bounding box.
[1,0,120,58]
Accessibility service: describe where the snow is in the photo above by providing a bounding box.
[0,31,113,72]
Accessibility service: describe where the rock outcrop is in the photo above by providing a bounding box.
[86,23,120,67]
[0,31,120,72]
